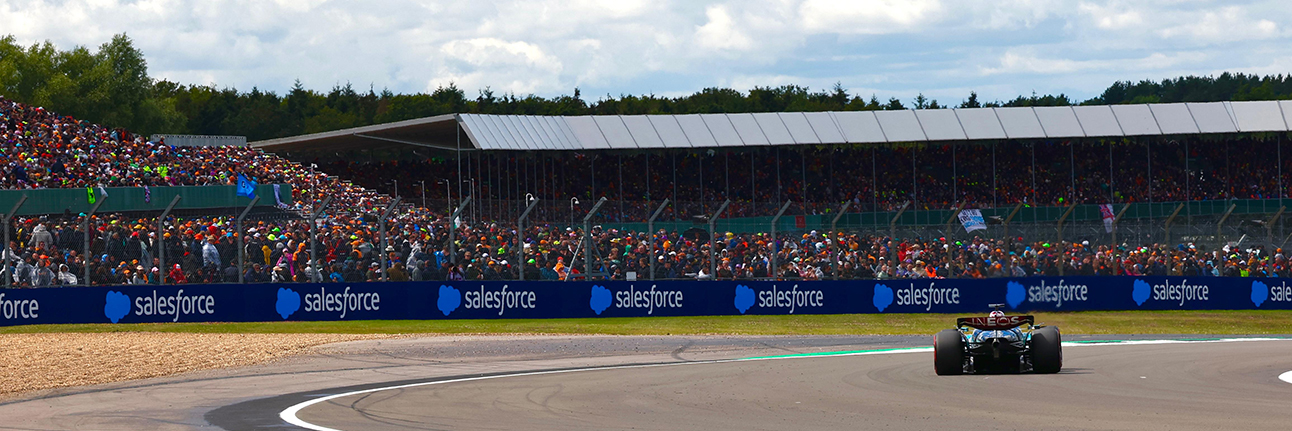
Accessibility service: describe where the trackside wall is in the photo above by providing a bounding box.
[0,277,1288,326]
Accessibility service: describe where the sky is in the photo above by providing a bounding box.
[2,0,1290,105]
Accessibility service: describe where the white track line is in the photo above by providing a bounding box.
[280,338,1287,431]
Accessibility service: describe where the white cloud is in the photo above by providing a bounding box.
[0,0,1290,104]
[798,0,942,34]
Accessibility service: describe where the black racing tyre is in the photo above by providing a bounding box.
[934,329,965,375]
[1031,326,1063,374]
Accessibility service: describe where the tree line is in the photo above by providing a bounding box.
[4,34,1292,141]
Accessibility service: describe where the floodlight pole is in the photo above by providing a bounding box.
[379,197,402,282]
[157,195,182,285]
[83,197,105,286]
[708,199,731,281]
[1162,203,1185,246]
[583,197,608,279]
[1216,203,1238,244]
[831,201,851,280]
[3,195,27,288]
[647,199,670,280]
[310,196,333,283]
[237,196,261,284]
[448,197,472,264]
[769,201,792,280]
[517,197,539,280]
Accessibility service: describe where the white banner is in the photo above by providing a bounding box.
[1100,204,1115,233]
[958,209,987,232]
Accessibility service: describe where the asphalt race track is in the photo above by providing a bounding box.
[279,339,1291,431]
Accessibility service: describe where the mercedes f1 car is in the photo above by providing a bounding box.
[934,304,1062,375]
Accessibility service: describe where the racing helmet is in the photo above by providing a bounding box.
[989,310,1005,318]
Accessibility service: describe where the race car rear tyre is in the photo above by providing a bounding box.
[1031,326,1062,374]
[934,329,965,375]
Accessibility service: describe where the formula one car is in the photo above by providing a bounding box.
[933,304,1062,375]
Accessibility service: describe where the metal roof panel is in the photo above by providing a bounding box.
[1229,101,1288,132]
[874,110,926,142]
[727,113,770,146]
[648,115,693,148]
[802,112,844,143]
[565,116,610,149]
[832,111,887,143]
[1033,106,1085,138]
[1071,105,1123,137]
[621,115,666,148]
[701,114,747,147]
[913,109,965,141]
[676,114,718,148]
[1149,103,1200,135]
[752,112,795,145]
[954,108,1007,140]
[1110,105,1162,136]
[1186,102,1238,134]
[994,107,1046,139]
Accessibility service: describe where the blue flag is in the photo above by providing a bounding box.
[236,174,257,199]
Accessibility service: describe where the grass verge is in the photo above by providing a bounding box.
[3,311,1291,336]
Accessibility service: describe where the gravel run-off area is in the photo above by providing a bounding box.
[0,332,390,397]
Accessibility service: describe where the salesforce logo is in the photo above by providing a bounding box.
[1251,281,1292,308]
[733,284,823,314]
[891,282,960,312]
[105,291,130,323]
[0,293,39,321]
[734,285,755,314]
[300,287,380,319]
[590,284,683,316]
[106,289,216,323]
[438,285,461,316]
[873,284,893,312]
[440,284,537,316]
[1133,279,1209,307]
[1006,280,1088,309]
[276,288,301,319]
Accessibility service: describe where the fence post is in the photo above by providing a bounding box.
[448,197,472,264]
[157,195,182,285]
[81,197,103,286]
[708,199,731,280]
[769,201,792,280]
[3,195,27,288]
[236,196,261,284]
[647,199,670,280]
[1111,204,1130,275]
[830,201,852,280]
[1216,203,1238,245]
[309,196,333,284]
[1162,203,1185,246]
[582,197,608,279]
[889,201,910,240]
[378,197,402,282]
[517,197,539,280]
[944,202,967,234]
[1055,203,1076,276]
[1268,206,1286,246]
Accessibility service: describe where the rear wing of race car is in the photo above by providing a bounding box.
[957,315,1035,330]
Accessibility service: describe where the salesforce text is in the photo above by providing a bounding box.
[757,284,824,314]
[303,287,380,319]
[1152,280,1209,306]
[135,290,215,322]
[614,285,683,314]
[1028,280,1088,308]
[464,285,537,316]
[896,283,961,311]
[0,293,38,320]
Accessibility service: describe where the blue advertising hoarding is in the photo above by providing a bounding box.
[1,276,1290,326]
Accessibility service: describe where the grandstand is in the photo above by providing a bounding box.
[4,93,1292,287]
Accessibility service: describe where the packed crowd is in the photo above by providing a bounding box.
[1,96,1287,287]
[3,207,1284,287]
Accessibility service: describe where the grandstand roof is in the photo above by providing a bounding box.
[250,100,1292,152]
